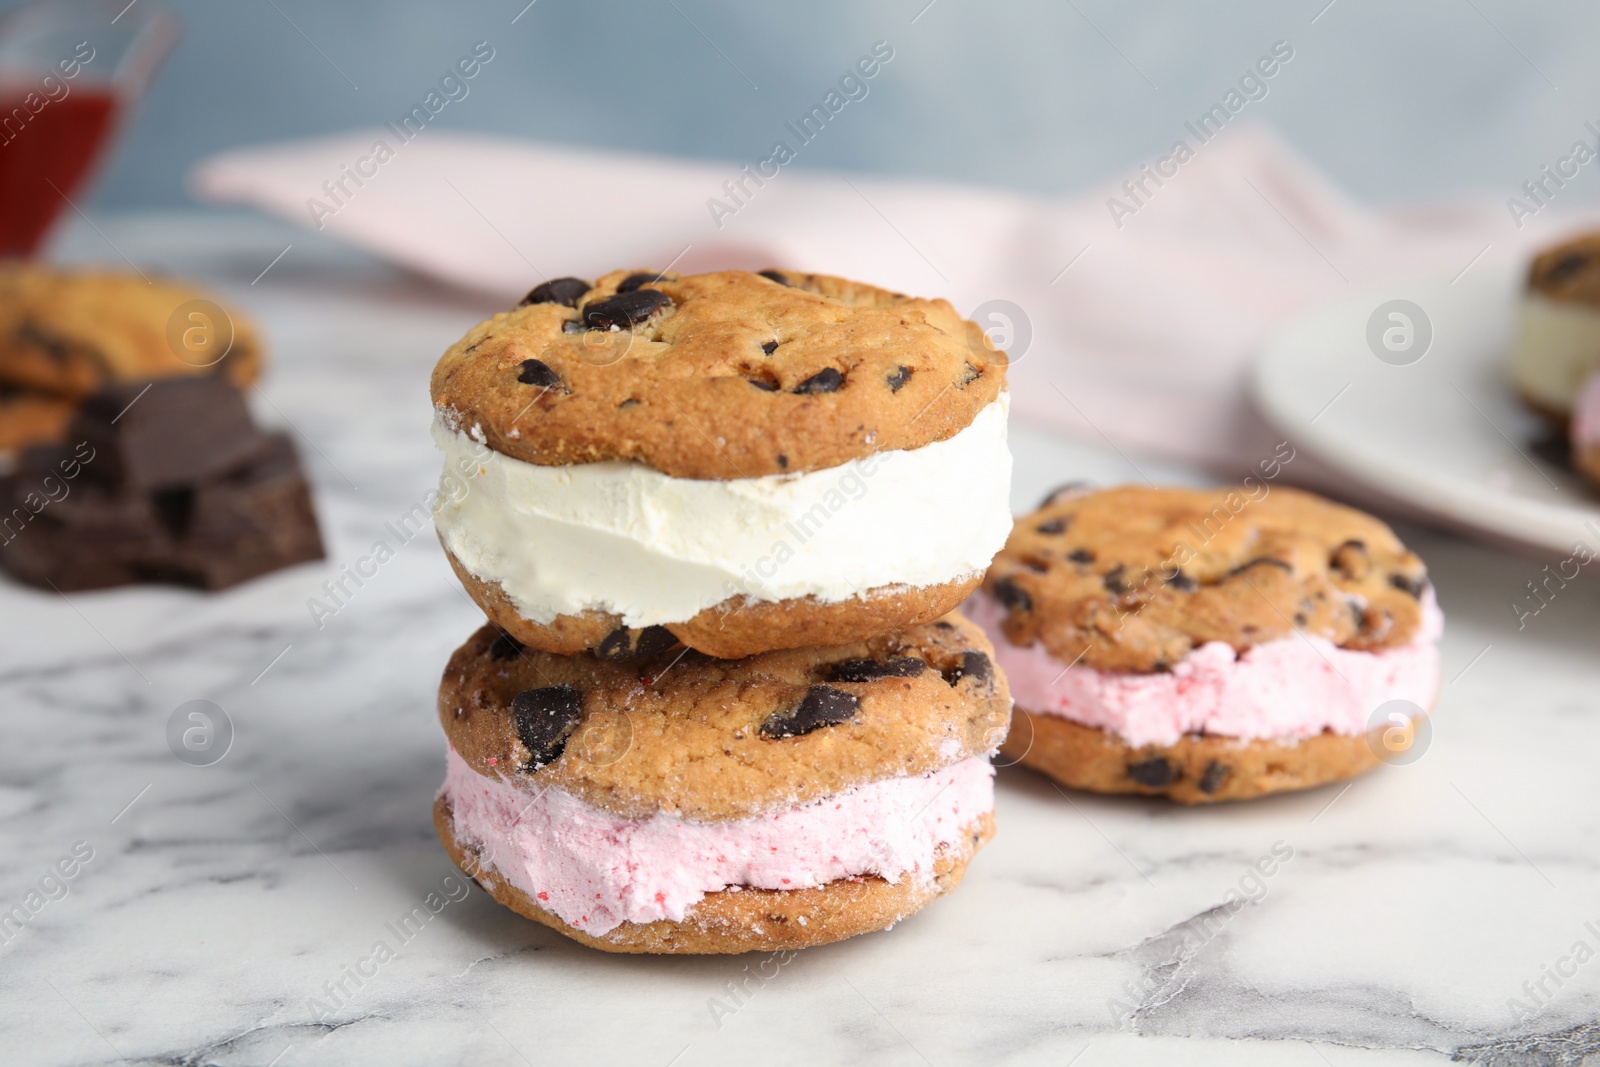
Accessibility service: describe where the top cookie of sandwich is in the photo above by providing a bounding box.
[0,264,262,397]
[981,485,1432,673]
[430,269,1006,479]
[1526,233,1600,306]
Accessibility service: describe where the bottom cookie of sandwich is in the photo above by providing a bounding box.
[1001,706,1428,804]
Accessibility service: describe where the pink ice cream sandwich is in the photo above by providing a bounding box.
[968,484,1442,803]
[434,613,1010,953]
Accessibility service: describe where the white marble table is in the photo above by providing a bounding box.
[4,214,1599,1067]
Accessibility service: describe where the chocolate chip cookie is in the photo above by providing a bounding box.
[431,268,1004,480]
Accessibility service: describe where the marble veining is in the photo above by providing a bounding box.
[3,215,1600,1066]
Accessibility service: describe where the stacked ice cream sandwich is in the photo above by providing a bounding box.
[427,268,1014,953]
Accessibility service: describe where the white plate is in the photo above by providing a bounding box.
[1253,263,1600,555]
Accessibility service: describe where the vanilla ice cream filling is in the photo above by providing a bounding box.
[440,748,994,936]
[967,588,1443,749]
[1511,294,1600,413]
[432,396,1013,627]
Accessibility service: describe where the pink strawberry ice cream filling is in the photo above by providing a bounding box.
[440,747,994,936]
[966,588,1443,748]
[1573,370,1600,449]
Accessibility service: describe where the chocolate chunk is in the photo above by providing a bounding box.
[759,685,859,739]
[488,632,524,661]
[582,289,672,329]
[1389,573,1428,599]
[827,657,926,682]
[617,272,663,292]
[4,433,324,592]
[76,377,267,491]
[793,368,843,394]
[1198,761,1229,794]
[516,359,562,389]
[747,377,779,391]
[1126,757,1178,788]
[943,650,992,688]
[519,277,590,308]
[511,685,584,769]
[595,624,679,661]
[150,486,195,537]
[761,340,779,355]
[887,365,913,392]
[992,576,1031,612]
[1164,568,1197,592]
[1068,548,1095,564]
[1036,517,1068,535]
[168,434,325,589]
[1103,564,1129,595]
[758,270,792,286]
[1230,557,1293,578]
[957,362,981,387]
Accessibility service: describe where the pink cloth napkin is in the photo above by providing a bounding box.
[191,123,1570,473]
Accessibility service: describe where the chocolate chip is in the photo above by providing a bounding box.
[488,632,524,661]
[777,453,788,468]
[1294,612,1308,626]
[617,272,663,292]
[748,377,779,391]
[1198,761,1230,794]
[511,685,584,769]
[992,577,1031,613]
[1038,482,1089,508]
[887,365,913,392]
[1103,564,1129,595]
[582,289,672,329]
[1548,253,1589,285]
[758,270,792,286]
[1126,757,1178,788]
[520,277,590,308]
[827,657,926,682]
[759,685,859,739]
[1036,518,1068,535]
[761,340,779,355]
[619,398,639,409]
[1230,557,1293,578]
[1389,573,1428,599]
[1164,568,1197,592]
[793,368,843,394]
[943,650,992,688]
[595,625,679,661]
[1068,548,1095,564]
[1330,539,1369,580]
[957,362,981,387]
[517,359,562,389]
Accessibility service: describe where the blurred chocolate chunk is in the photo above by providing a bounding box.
[77,376,268,490]
[0,379,324,592]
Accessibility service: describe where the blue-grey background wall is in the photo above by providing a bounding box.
[30,0,1600,211]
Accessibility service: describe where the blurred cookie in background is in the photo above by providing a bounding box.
[0,264,261,398]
